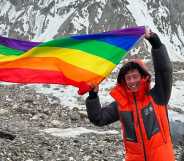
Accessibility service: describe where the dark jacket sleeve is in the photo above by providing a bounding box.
[85,96,119,126]
[149,35,173,105]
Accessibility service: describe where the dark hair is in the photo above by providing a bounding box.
[117,62,150,84]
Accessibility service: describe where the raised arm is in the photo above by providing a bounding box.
[146,32,173,105]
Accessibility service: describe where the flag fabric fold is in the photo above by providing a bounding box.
[0,26,145,95]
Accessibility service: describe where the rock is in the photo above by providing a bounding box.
[50,120,62,127]
[0,131,16,140]
[42,84,50,88]
[0,109,9,115]
[70,108,81,121]
[78,111,88,119]
[170,121,184,146]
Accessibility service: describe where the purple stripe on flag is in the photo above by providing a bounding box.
[72,26,145,40]
[106,26,145,36]
[0,36,41,51]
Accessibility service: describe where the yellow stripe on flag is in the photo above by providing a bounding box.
[1,47,116,77]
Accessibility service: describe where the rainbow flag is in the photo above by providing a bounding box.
[0,26,145,94]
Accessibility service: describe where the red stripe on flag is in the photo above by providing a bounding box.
[0,68,93,95]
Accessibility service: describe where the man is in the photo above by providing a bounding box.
[85,28,175,161]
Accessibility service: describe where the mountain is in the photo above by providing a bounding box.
[0,0,184,59]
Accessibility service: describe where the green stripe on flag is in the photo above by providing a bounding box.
[0,45,24,56]
[39,37,127,64]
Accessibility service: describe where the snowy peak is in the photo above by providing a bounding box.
[0,0,184,60]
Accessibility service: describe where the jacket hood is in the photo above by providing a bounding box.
[124,59,151,81]
[117,59,151,84]
[110,59,151,104]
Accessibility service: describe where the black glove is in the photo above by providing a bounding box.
[88,91,98,99]
[146,33,162,49]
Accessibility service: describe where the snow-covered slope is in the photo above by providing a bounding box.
[0,0,184,59]
[127,0,184,61]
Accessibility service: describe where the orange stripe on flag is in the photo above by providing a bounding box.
[0,57,104,84]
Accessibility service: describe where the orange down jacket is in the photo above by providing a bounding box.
[110,81,175,161]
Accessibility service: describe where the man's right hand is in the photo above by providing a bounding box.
[88,84,99,98]
[144,27,152,39]
[90,84,99,93]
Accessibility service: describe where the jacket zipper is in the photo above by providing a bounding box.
[133,94,147,161]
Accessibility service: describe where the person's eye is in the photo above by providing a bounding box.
[125,76,130,81]
[133,74,139,79]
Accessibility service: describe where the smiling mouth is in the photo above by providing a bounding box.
[128,85,137,88]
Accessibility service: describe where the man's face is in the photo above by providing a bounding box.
[124,69,142,92]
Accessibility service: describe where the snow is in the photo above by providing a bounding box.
[14,28,23,35]
[8,5,16,20]
[32,12,46,40]
[0,1,11,16]
[176,29,184,56]
[57,0,77,7]
[127,0,184,62]
[42,0,54,6]
[178,25,184,45]
[170,81,184,113]
[71,7,90,34]
[32,0,78,41]
[23,84,85,109]
[23,22,29,33]
[33,10,74,41]
[0,1,22,21]
[0,24,7,35]
[169,110,184,122]
[95,8,103,23]
[41,127,119,138]
[174,70,184,74]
